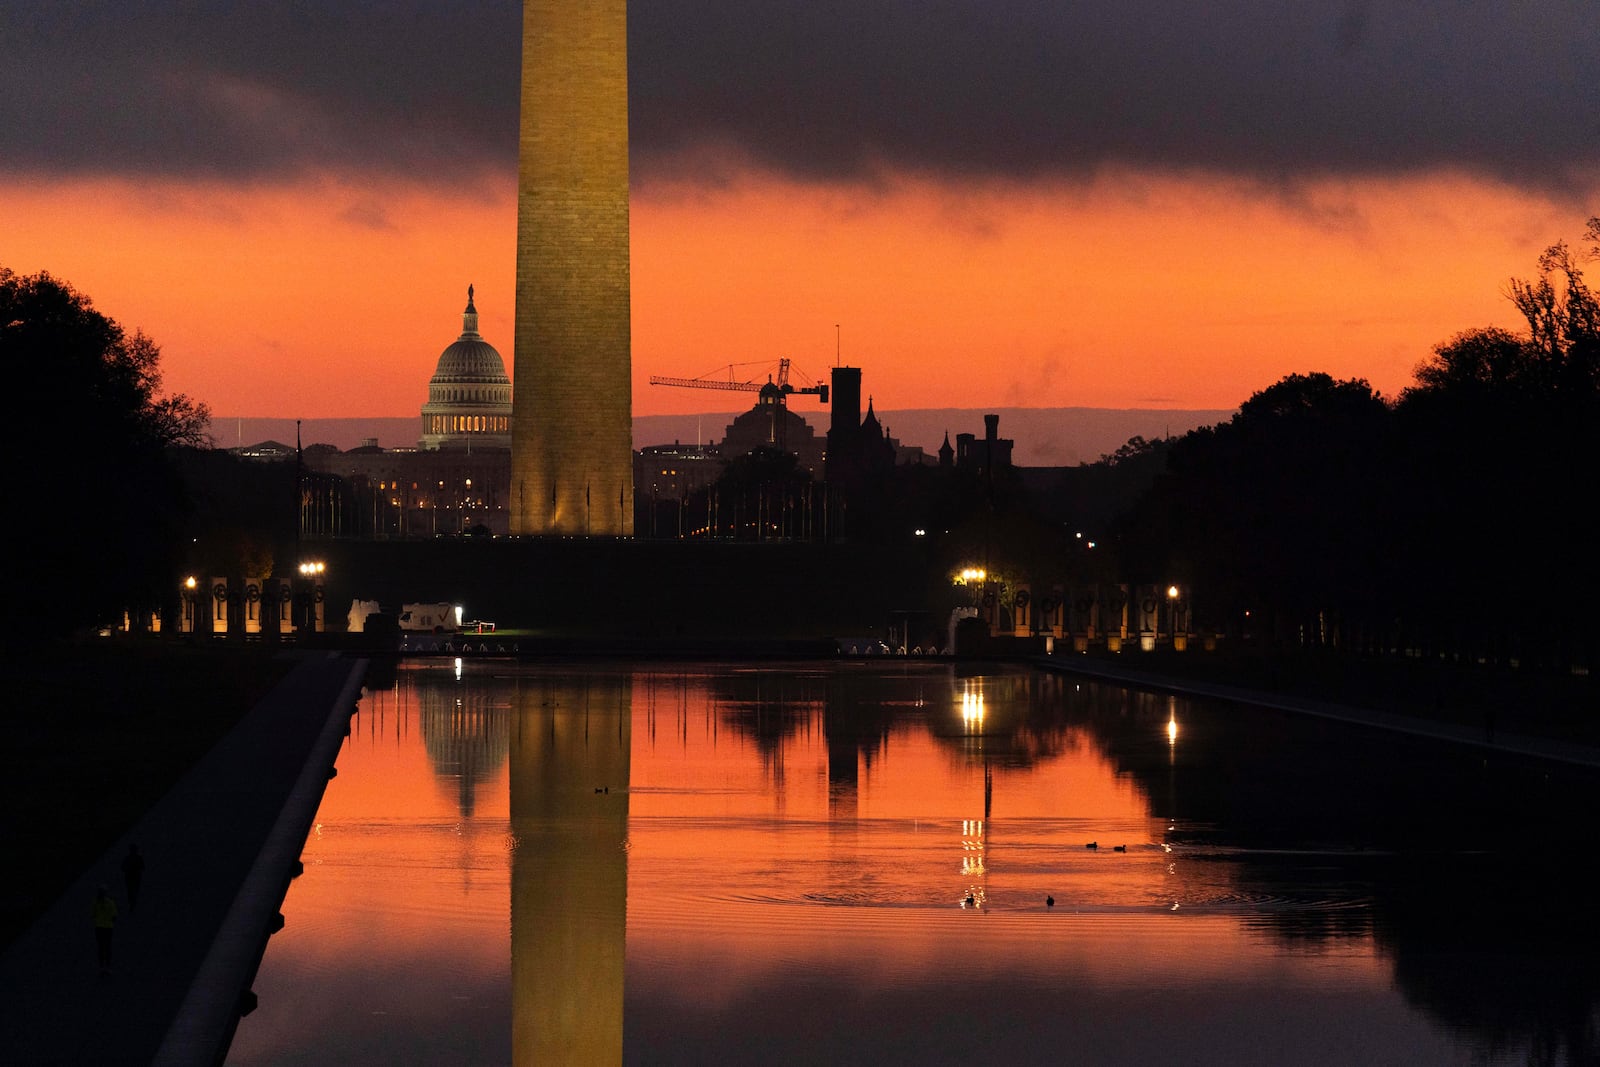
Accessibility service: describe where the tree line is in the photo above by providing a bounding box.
[2,267,208,636]
[1111,218,1599,672]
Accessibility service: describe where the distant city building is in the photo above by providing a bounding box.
[303,444,511,538]
[420,286,512,451]
[229,440,297,462]
[825,366,864,486]
[862,399,929,468]
[955,414,1014,475]
[633,442,723,538]
[634,442,722,501]
[720,381,827,478]
[824,366,931,489]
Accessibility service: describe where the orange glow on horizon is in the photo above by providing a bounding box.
[3,169,1573,426]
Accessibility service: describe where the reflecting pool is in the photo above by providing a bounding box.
[228,661,1600,1065]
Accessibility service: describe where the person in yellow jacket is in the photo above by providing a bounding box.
[91,885,117,975]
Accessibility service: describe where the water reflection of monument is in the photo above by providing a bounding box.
[510,673,631,1064]
[419,680,509,818]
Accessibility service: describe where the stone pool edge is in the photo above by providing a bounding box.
[153,652,368,1067]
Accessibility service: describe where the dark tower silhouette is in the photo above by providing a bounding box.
[956,415,1014,478]
[826,366,863,485]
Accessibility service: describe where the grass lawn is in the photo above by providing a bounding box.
[0,638,294,950]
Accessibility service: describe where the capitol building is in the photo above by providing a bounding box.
[419,286,512,450]
[294,288,513,537]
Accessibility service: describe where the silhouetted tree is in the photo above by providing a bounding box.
[1111,221,1600,668]
[1506,217,1600,395]
[1119,373,1392,647]
[1104,434,1160,466]
[2,267,208,633]
[1391,221,1600,669]
[1409,327,1541,397]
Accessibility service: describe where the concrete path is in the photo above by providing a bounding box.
[0,651,367,1066]
[1035,653,1600,770]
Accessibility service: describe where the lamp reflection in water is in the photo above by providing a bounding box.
[962,814,987,907]
[958,678,990,906]
[1167,698,1180,769]
[960,680,985,732]
[1165,696,1180,837]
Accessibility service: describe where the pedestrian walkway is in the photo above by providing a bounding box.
[1035,654,1600,770]
[0,651,367,1066]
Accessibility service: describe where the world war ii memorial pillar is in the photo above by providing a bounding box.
[512,0,634,535]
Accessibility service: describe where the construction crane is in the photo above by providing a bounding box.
[649,359,829,404]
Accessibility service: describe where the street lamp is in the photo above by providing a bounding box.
[297,561,327,633]
[181,576,197,634]
[1167,584,1188,650]
[954,567,986,607]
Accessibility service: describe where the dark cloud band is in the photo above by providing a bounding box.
[2,1,1595,195]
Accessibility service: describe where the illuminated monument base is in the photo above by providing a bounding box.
[512,0,634,535]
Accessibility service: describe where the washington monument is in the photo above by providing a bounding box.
[512,0,633,535]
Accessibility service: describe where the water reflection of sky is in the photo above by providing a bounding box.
[229,661,1587,1065]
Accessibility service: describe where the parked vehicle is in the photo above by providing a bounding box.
[399,602,457,633]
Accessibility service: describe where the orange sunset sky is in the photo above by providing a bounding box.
[3,4,1595,423]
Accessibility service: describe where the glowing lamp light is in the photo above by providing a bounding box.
[183,576,197,590]
[454,605,464,627]
[1167,585,1180,599]
[1167,714,1179,746]
[960,681,985,730]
